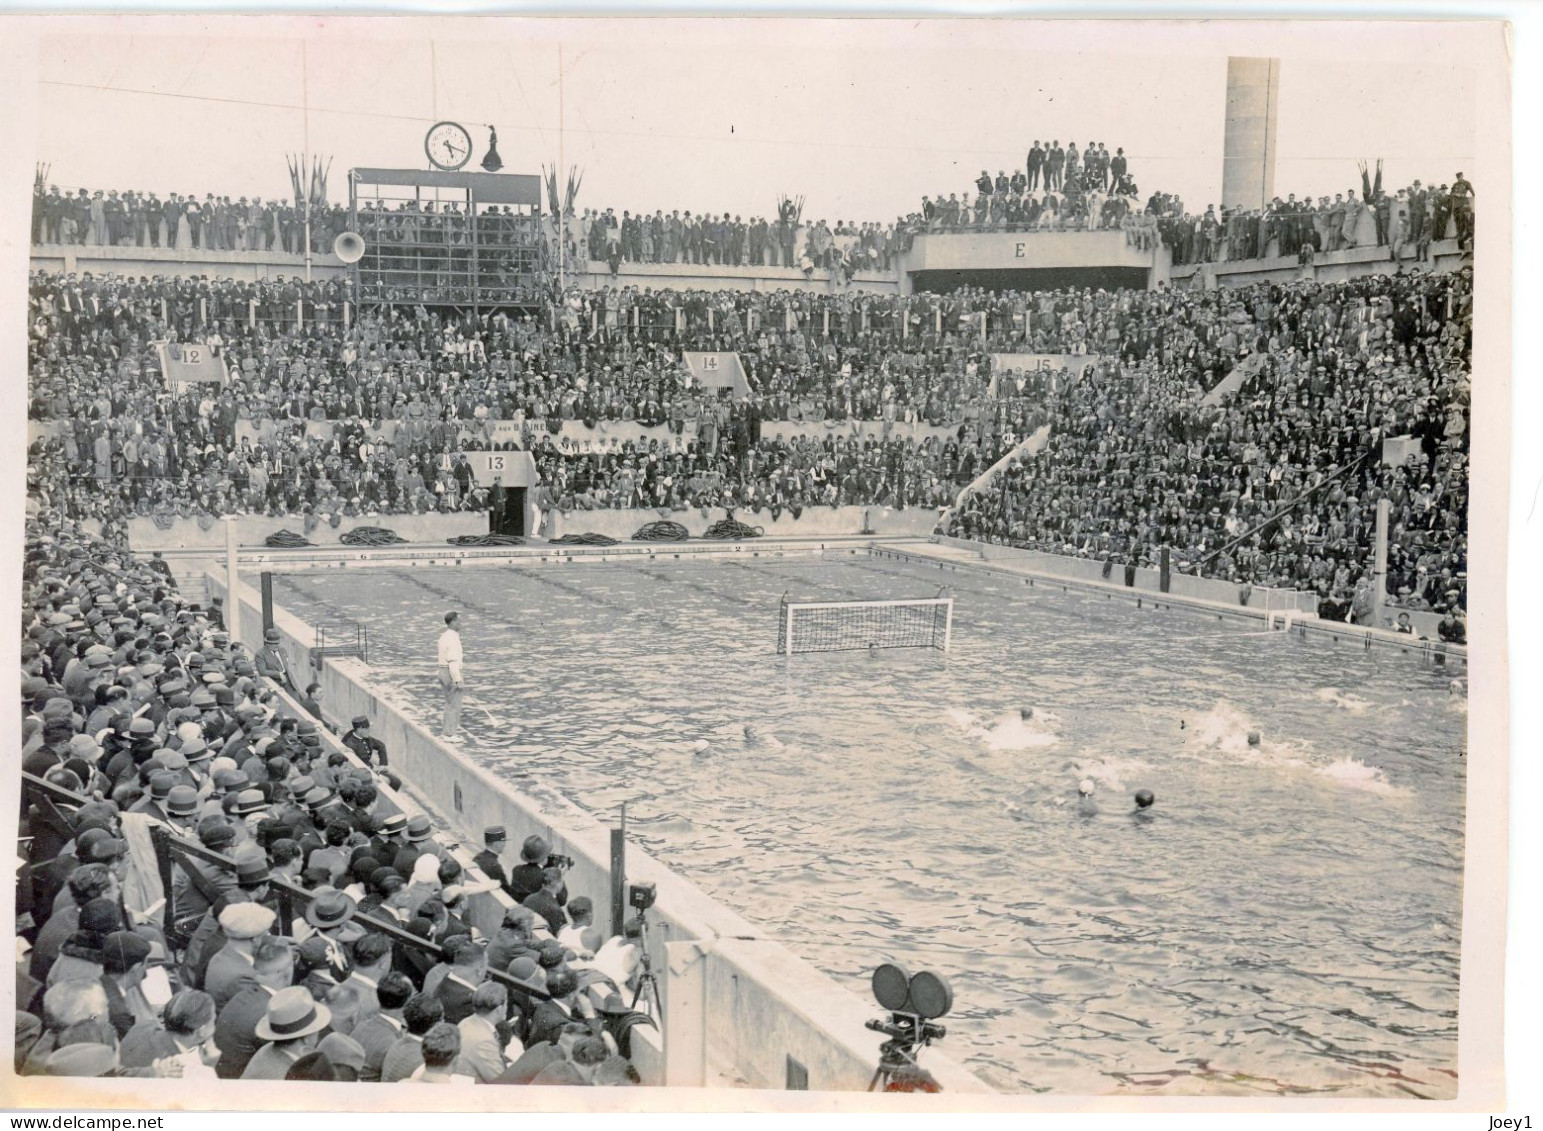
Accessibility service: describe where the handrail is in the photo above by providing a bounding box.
[1196,450,1372,570]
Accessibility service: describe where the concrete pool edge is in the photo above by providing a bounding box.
[909,536,1468,667]
[206,567,996,1096]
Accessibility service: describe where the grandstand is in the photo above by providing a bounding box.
[16,36,1478,1100]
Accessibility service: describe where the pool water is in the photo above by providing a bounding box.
[270,550,1467,1096]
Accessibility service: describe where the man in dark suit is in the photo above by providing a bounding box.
[521,867,569,935]
[432,935,487,1025]
[212,936,294,1079]
[1407,181,1427,244]
[472,826,515,897]
[1027,141,1045,191]
[1046,141,1065,192]
[350,972,414,1082]
[119,988,219,1070]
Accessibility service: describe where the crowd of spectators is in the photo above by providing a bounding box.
[35,165,1474,285]
[353,200,550,307]
[29,272,1076,533]
[16,521,656,1082]
[26,247,1472,625]
[1152,173,1476,267]
[948,267,1472,623]
[573,208,911,280]
[31,185,351,257]
[923,141,1139,233]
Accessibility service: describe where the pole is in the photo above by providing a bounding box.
[610,801,627,936]
[302,40,313,283]
[558,42,566,293]
[1372,497,1390,630]
[1160,544,1172,593]
[1197,452,1370,570]
[224,517,241,646]
[260,571,275,634]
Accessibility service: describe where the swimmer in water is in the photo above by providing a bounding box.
[1020,706,1035,722]
[691,738,711,758]
[1132,789,1155,821]
[1247,730,1261,747]
[1076,778,1099,818]
[742,725,783,749]
[868,642,879,658]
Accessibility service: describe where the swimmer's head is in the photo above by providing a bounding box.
[691,739,710,752]
[1078,778,1096,797]
[1134,789,1155,809]
[1246,730,1261,747]
[742,724,756,740]
[1019,706,1035,721]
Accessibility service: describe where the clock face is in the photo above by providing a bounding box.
[425,121,473,171]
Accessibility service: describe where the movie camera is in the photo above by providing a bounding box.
[865,963,953,1092]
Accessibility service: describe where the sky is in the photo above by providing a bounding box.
[30,19,1477,222]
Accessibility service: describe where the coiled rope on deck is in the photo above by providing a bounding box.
[701,518,765,540]
[632,520,690,542]
[447,533,527,547]
[264,530,315,548]
[340,526,410,546]
[550,532,621,546]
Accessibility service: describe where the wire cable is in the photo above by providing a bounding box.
[701,518,765,540]
[550,532,620,546]
[447,533,526,547]
[339,526,409,546]
[632,520,690,542]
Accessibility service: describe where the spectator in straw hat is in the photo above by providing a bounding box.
[242,985,332,1080]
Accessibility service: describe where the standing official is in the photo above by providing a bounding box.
[437,612,463,738]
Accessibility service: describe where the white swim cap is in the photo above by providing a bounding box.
[1078,778,1095,795]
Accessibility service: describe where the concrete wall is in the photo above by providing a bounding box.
[128,506,937,561]
[566,259,900,295]
[544,504,941,543]
[29,243,899,294]
[125,512,489,553]
[30,242,343,281]
[1166,238,1469,290]
[904,230,1156,274]
[207,568,989,1094]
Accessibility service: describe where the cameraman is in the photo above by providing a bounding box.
[508,835,568,908]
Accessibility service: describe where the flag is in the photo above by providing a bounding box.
[154,341,228,389]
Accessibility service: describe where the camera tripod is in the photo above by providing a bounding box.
[868,1036,941,1093]
[629,920,663,1021]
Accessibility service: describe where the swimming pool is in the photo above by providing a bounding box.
[269,549,1467,1096]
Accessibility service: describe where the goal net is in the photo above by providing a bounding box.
[1257,587,1303,631]
[777,597,954,654]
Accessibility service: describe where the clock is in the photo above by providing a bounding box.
[425,121,473,171]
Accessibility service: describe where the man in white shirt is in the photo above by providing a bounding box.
[436,611,463,738]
